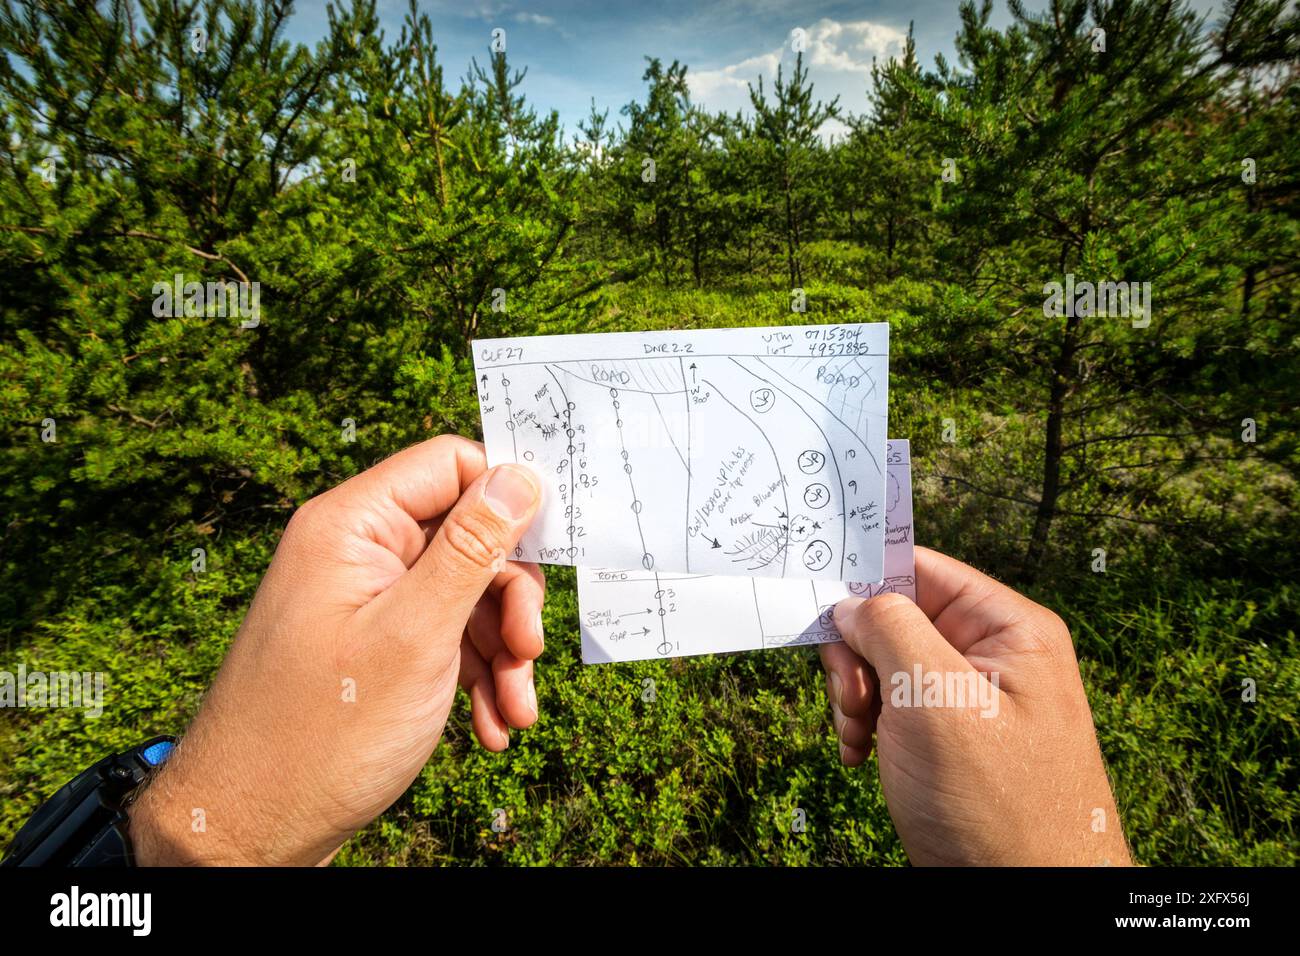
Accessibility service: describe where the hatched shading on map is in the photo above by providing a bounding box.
[473,323,889,582]
[577,440,915,663]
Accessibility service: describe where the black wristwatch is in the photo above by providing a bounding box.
[1,736,176,867]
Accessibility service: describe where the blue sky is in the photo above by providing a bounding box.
[285,0,1224,139]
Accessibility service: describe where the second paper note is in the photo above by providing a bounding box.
[577,439,915,663]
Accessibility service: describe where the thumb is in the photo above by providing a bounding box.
[381,463,542,649]
[832,593,976,690]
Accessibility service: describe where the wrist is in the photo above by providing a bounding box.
[126,763,262,867]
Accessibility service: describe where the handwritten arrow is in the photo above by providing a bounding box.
[549,397,561,419]
[709,536,721,549]
[689,362,697,384]
[619,608,653,617]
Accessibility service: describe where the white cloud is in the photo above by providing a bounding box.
[802,19,906,75]
[688,18,907,121]
[818,116,854,144]
[688,50,782,104]
[513,12,556,27]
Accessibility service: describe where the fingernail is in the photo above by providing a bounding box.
[839,743,850,765]
[831,707,845,743]
[527,679,538,717]
[485,465,538,521]
[829,671,844,709]
[535,610,545,651]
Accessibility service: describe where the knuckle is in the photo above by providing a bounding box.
[1043,608,1071,642]
[1033,606,1074,654]
[432,432,483,461]
[284,494,325,536]
[1013,605,1079,684]
[441,509,506,571]
[429,433,460,455]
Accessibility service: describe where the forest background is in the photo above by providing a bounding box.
[1,0,1297,864]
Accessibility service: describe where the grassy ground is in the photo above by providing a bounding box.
[3,281,1296,865]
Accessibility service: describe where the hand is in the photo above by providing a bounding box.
[820,547,1131,866]
[128,436,545,866]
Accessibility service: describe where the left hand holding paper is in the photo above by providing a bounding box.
[128,436,546,865]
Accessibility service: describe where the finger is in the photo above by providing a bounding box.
[492,653,537,730]
[352,435,488,525]
[832,592,976,686]
[818,641,875,719]
[467,593,506,663]
[839,739,871,768]
[830,702,874,750]
[373,463,542,655]
[457,637,510,752]
[488,560,546,660]
[913,547,1041,654]
[467,598,538,730]
[832,717,873,770]
[304,436,489,569]
[821,643,876,765]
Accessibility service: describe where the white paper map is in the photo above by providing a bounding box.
[577,440,915,663]
[473,323,890,582]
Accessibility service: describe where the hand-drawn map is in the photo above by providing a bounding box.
[473,323,889,582]
[577,440,915,663]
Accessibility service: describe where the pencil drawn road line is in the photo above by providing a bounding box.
[702,377,790,577]
[729,357,847,578]
[756,356,882,477]
[679,356,692,573]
